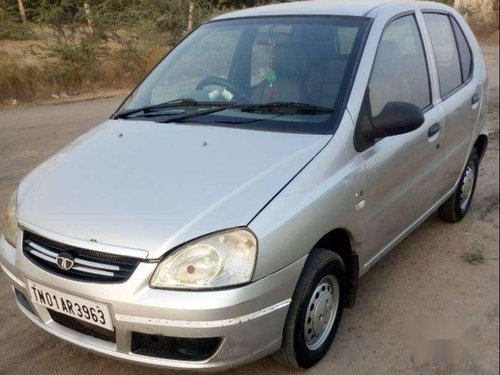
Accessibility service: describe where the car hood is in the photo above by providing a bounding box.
[18,119,330,258]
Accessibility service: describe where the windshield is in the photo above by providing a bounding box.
[116,16,370,134]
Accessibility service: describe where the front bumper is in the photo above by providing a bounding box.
[0,233,305,370]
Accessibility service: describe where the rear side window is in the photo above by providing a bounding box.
[423,13,463,97]
[450,17,473,82]
[369,15,431,117]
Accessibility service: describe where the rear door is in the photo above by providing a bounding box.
[422,12,480,190]
[358,13,447,266]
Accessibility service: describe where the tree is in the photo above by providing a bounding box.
[17,0,27,23]
[188,0,194,31]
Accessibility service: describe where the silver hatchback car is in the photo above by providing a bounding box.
[1,0,489,371]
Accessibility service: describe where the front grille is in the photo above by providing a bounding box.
[23,231,140,283]
[49,309,116,343]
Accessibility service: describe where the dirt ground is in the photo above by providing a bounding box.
[0,43,498,375]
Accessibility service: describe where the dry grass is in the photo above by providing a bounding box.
[0,9,497,106]
[469,22,500,44]
[462,247,486,265]
[462,223,488,265]
[0,29,167,104]
[460,0,499,42]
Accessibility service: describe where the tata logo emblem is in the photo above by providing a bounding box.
[56,252,75,271]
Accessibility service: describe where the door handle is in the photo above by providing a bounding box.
[428,123,441,138]
[472,93,480,105]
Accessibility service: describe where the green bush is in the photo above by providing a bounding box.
[0,7,34,40]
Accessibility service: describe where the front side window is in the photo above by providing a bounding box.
[369,15,431,117]
[424,13,463,97]
[117,17,370,134]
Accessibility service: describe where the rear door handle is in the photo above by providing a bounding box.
[428,123,441,138]
[472,93,480,105]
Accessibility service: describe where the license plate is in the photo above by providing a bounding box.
[27,280,114,331]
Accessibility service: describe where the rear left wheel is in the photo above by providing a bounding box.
[274,248,346,369]
[439,148,480,223]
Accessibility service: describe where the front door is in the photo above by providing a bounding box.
[357,13,447,267]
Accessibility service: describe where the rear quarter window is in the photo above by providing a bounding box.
[450,17,473,83]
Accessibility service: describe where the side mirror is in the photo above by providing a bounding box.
[370,101,425,138]
[355,99,425,152]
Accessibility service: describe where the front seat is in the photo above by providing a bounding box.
[307,57,348,108]
[251,43,305,103]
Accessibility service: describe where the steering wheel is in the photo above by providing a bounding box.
[196,76,247,102]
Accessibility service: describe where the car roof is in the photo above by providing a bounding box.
[212,0,448,20]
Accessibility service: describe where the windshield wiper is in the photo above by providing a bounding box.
[240,102,334,114]
[115,100,333,124]
[160,101,334,124]
[113,98,234,119]
[159,103,244,124]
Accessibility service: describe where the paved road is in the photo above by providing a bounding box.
[0,46,498,374]
[0,98,123,210]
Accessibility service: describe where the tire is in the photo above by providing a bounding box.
[274,248,346,369]
[439,147,480,223]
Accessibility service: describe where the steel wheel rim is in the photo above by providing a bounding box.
[459,161,476,211]
[304,275,340,351]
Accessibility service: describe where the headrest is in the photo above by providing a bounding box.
[255,31,292,46]
[273,43,301,79]
[377,40,402,61]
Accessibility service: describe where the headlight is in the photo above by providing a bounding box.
[3,189,18,248]
[150,228,257,290]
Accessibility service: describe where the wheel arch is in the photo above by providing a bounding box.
[474,134,489,161]
[314,228,359,308]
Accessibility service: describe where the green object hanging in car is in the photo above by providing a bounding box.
[266,68,277,84]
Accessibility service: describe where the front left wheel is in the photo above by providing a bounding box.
[274,248,346,369]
